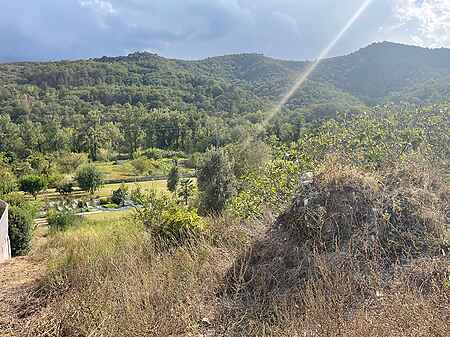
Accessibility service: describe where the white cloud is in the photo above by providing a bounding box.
[393,0,450,47]
[79,0,116,15]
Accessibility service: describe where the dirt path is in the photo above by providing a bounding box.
[0,225,48,337]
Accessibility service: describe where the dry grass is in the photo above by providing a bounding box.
[20,156,450,336]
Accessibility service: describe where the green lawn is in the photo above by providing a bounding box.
[95,159,195,181]
[37,179,169,202]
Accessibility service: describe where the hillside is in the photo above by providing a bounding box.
[1,42,450,112]
[1,41,450,158]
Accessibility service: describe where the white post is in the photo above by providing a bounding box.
[0,200,11,262]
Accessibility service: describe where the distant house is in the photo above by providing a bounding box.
[0,200,11,262]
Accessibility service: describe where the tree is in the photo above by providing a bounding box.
[178,179,194,206]
[75,164,104,195]
[0,168,16,196]
[197,147,236,214]
[0,155,17,196]
[167,163,180,193]
[19,174,47,199]
[121,104,145,157]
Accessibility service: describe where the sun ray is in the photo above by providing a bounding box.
[264,0,375,126]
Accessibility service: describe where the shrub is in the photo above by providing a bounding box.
[197,147,236,214]
[3,193,38,256]
[75,164,103,194]
[144,147,184,160]
[132,190,205,243]
[276,155,450,264]
[57,152,88,174]
[0,168,17,196]
[111,184,128,206]
[131,157,152,175]
[48,208,81,231]
[167,164,179,193]
[178,178,194,205]
[159,207,205,242]
[56,178,74,196]
[19,174,47,199]
[46,172,65,189]
[8,206,34,256]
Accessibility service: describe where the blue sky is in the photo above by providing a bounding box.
[1,0,449,62]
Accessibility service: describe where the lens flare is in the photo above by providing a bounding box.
[265,0,375,125]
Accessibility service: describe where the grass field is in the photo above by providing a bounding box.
[37,179,169,202]
[81,209,133,222]
[95,161,137,180]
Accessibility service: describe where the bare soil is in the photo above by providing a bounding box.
[0,225,48,337]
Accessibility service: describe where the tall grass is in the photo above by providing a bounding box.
[26,157,449,337]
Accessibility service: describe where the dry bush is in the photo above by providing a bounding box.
[218,155,450,336]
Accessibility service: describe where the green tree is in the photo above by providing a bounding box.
[75,164,104,195]
[19,174,47,199]
[0,154,17,196]
[167,163,180,193]
[178,179,194,206]
[121,104,145,157]
[197,147,236,214]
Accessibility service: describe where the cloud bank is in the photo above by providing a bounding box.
[1,0,448,62]
[392,0,450,47]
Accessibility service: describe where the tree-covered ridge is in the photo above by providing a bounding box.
[1,41,450,163]
[2,42,450,106]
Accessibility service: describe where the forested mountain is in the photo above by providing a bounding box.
[0,41,449,160]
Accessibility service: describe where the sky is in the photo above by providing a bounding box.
[1,0,450,62]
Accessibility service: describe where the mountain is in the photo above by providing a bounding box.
[1,41,450,122]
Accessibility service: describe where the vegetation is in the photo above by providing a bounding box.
[55,178,74,197]
[19,174,47,199]
[75,163,104,194]
[47,208,81,231]
[167,163,180,193]
[132,189,204,243]
[111,184,129,207]
[178,178,194,206]
[197,147,236,214]
[1,42,450,336]
[2,193,38,256]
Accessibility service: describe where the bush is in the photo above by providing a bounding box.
[277,155,450,263]
[3,193,38,256]
[144,147,184,160]
[75,164,103,194]
[111,184,128,207]
[167,164,179,193]
[0,157,17,196]
[0,169,17,196]
[197,147,236,214]
[130,157,151,175]
[132,190,205,243]
[57,152,88,174]
[19,174,47,199]
[48,208,81,231]
[56,178,74,196]
[159,207,205,241]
